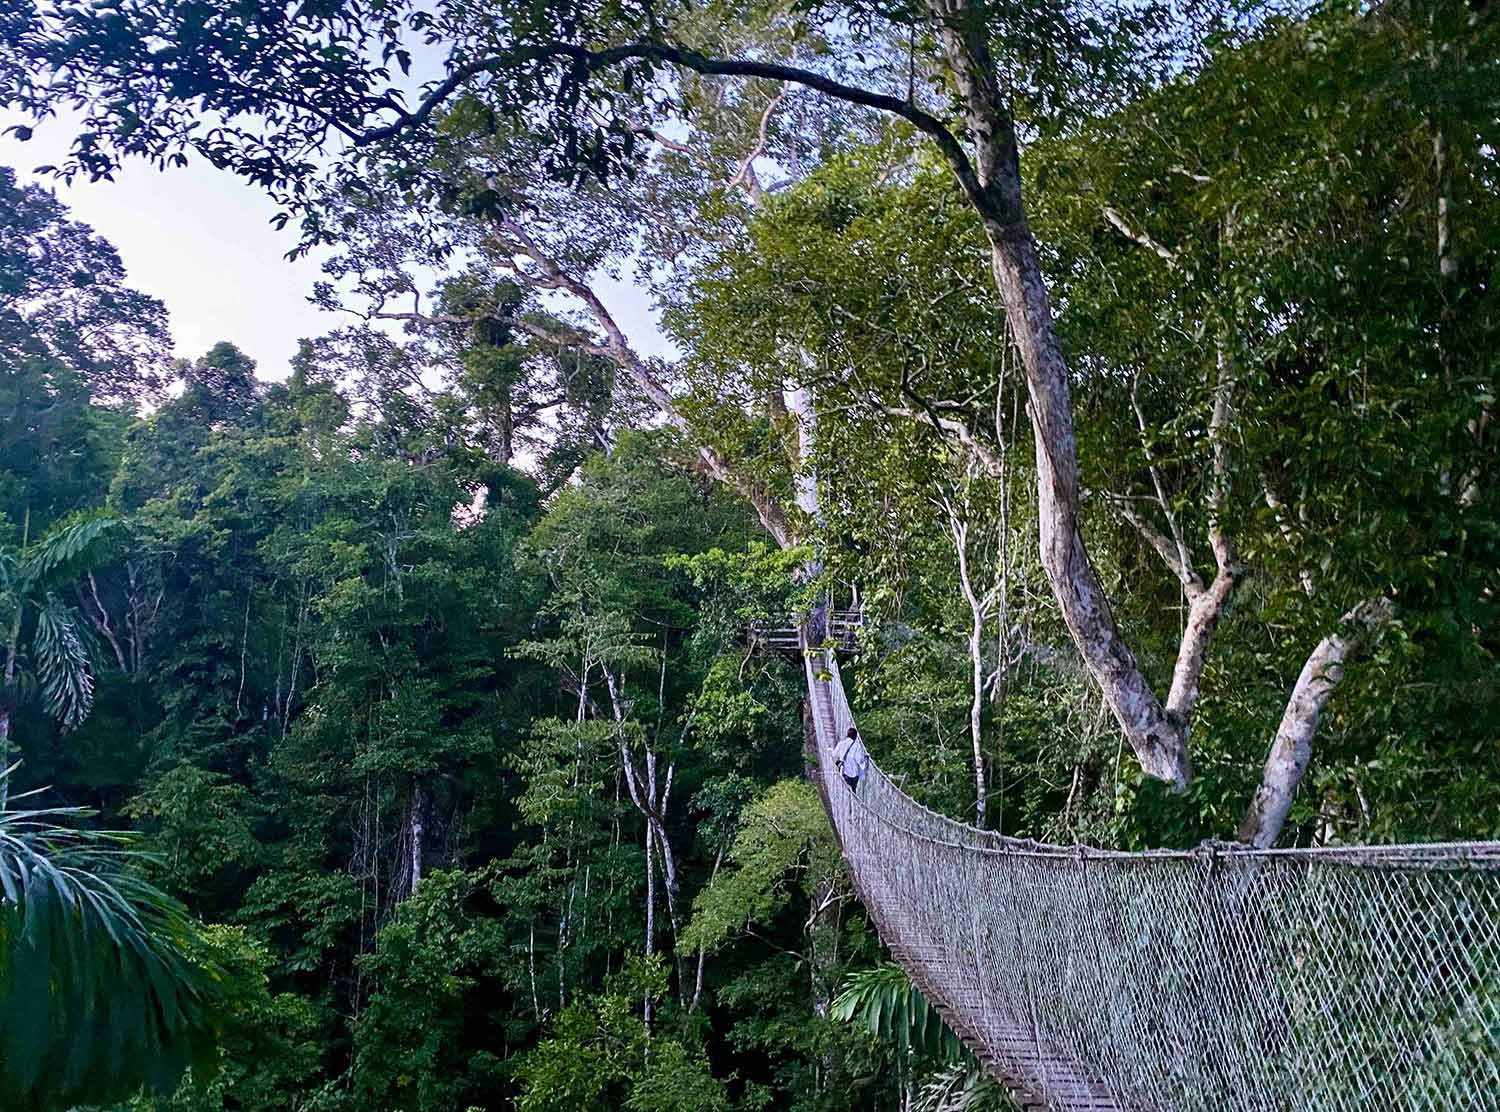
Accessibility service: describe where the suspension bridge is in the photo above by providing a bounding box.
[800,639,1500,1111]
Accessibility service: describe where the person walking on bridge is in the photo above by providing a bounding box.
[834,726,869,795]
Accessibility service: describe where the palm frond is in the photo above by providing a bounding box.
[832,961,970,1064]
[18,513,121,588]
[32,596,94,729]
[0,801,220,1111]
[913,1063,1013,1112]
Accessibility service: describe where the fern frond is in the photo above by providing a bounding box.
[913,1063,1012,1112]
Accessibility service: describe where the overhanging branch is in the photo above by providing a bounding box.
[351,40,986,214]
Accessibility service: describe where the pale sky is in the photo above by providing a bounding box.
[0,116,670,381]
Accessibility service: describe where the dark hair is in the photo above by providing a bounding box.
[846,727,858,739]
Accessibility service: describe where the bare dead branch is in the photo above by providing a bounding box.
[1102,206,1178,267]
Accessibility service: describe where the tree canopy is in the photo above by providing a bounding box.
[0,0,1496,1106]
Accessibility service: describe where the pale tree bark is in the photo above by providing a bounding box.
[604,665,685,1013]
[1238,598,1394,848]
[1096,201,1411,850]
[1260,477,1319,598]
[405,780,427,895]
[782,383,820,520]
[727,87,785,206]
[925,0,1191,789]
[0,705,12,811]
[374,221,797,549]
[1429,32,1459,384]
[528,921,542,1020]
[1248,465,1395,847]
[805,866,846,1092]
[1,511,24,808]
[358,14,1192,785]
[78,571,128,674]
[643,818,656,1032]
[1240,139,1470,841]
[1102,210,1242,743]
[1164,331,1240,728]
[1429,86,1490,508]
[985,374,1020,833]
[1101,206,1179,269]
[124,561,165,675]
[689,846,724,1013]
[938,479,1001,825]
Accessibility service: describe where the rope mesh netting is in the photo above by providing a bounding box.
[802,645,1500,1111]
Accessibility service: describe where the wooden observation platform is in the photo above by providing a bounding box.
[751,608,862,656]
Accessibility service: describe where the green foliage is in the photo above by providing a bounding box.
[104,925,327,1112]
[0,795,219,1111]
[911,1064,1013,1112]
[2,3,1499,1108]
[683,779,840,955]
[669,1,1500,849]
[511,717,620,827]
[513,956,728,1112]
[17,514,122,584]
[831,962,966,1065]
[345,870,512,1111]
[1,513,122,730]
[123,764,260,894]
[32,595,94,728]
[236,867,361,977]
[0,165,169,429]
[829,962,1019,1111]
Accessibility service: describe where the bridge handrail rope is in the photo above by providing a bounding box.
[801,638,1500,1111]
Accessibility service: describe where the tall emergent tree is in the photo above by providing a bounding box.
[11,0,1492,819]
[2,0,1216,789]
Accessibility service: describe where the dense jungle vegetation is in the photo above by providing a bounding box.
[1,0,1496,1107]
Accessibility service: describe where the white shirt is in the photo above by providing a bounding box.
[833,733,869,779]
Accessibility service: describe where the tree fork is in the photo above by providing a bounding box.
[1238,598,1394,848]
[929,0,1192,789]
[352,9,1196,787]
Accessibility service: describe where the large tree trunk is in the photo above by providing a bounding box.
[929,0,1191,789]
[783,383,820,520]
[1238,598,1394,848]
